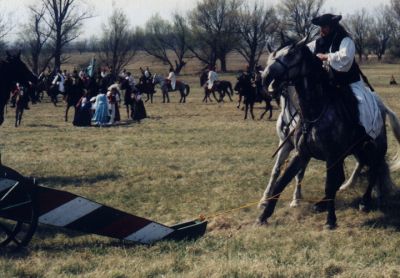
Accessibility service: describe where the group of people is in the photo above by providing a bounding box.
[34,65,150,127]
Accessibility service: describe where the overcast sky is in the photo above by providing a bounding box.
[4,0,392,39]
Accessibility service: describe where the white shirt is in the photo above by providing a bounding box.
[207,70,218,89]
[168,71,176,90]
[307,37,356,73]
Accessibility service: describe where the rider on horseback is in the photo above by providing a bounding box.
[207,65,218,91]
[166,67,176,91]
[308,13,383,142]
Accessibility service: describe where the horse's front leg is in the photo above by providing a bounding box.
[212,91,219,102]
[258,154,310,225]
[261,140,294,201]
[323,161,345,229]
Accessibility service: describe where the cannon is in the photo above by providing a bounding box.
[0,165,207,250]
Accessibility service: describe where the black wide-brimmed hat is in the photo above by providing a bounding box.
[311,14,342,26]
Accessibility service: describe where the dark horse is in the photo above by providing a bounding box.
[139,75,156,103]
[234,71,274,120]
[0,52,37,125]
[200,71,234,103]
[234,72,256,120]
[258,38,400,229]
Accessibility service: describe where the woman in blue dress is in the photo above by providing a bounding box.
[91,90,110,125]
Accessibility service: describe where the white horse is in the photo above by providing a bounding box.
[152,74,190,103]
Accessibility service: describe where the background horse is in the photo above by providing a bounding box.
[234,72,256,120]
[119,77,134,119]
[200,71,234,103]
[139,73,156,103]
[258,38,400,229]
[152,74,190,103]
[0,52,37,125]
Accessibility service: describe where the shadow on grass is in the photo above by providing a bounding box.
[361,192,400,230]
[37,172,121,188]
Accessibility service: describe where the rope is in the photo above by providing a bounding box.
[198,192,334,221]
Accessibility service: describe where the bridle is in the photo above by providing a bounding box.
[271,50,328,128]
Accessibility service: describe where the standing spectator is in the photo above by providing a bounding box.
[91,90,110,126]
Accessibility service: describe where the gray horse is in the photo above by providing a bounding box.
[152,74,190,103]
[258,38,400,229]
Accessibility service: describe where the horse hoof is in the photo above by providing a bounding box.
[290,200,300,208]
[313,201,328,213]
[255,219,268,226]
[324,223,337,230]
[359,203,370,213]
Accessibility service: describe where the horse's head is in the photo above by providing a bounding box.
[5,51,37,87]
[234,71,252,92]
[262,37,314,92]
[152,74,159,85]
[199,71,208,87]
[0,52,37,125]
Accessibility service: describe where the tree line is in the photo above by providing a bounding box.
[3,0,400,76]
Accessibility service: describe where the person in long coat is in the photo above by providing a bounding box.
[73,91,92,127]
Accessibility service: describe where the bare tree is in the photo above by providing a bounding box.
[392,0,400,20]
[144,14,191,74]
[368,6,396,61]
[347,9,372,62]
[236,2,277,70]
[40,0,92,71]
[19,6,53,75]
[277,0,325,40]
[189,0,242,71]
[97,9,138,77]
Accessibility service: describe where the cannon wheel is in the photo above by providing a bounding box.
[0,180,38,250]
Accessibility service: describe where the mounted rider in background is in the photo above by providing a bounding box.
[166,67,176,91]
[207,65,218,91]
[308,13,383,141]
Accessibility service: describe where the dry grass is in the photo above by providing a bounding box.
[0,62,400,277]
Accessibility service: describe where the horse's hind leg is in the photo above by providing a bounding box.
[359,166,378,212]
[290,166,307,208]
[250,103,255,120]
[227,90,233,102]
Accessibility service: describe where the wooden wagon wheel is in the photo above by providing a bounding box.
[0,180,38,250]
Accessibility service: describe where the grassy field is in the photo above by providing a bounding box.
[0,63,400,277]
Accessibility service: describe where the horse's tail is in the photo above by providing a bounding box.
[383,102,400,171]
[185,84,190,96]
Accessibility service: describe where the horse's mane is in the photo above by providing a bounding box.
[300,44,360,126]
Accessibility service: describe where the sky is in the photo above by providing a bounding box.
[3,0,392,39]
